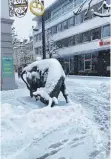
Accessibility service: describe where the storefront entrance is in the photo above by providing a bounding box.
[98,50,110,76]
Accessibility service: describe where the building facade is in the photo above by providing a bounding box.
[0,0,17,90]
[33,0,110,76]
[13,38,34,71]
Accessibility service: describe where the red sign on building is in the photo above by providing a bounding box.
[99,39,111,46]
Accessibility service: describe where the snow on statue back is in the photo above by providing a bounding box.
[22,59,69,107]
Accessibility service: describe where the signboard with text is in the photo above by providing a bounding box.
[2,57,14,77]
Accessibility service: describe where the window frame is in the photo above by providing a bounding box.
[62,19,68,31]
[91,27,101,41]
[82,31,91,43]
[102,24,110,38]
[68,16,75,28]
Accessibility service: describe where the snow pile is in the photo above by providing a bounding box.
[1,101,105,159]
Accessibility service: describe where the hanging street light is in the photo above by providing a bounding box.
[30,0,46,59]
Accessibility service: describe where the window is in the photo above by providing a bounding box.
[68,17,74,28]
[78,54,84,71]
[62,2,73,14]
[68,36,75,46]
[62,38,69,47]
[56,41,62,48]
[47,28,52,35]
[75,34,82,44]
[85,54,91,60]
[91,27,101,40]
[85,61,91,70]
[57,23,62,32]
[52,26,57,34]
[52,8,62,18]
[62,20,68,30]
[102,25,110,38]
[85,54,92,70]
[75,13,83,25]
[82,31,91,43]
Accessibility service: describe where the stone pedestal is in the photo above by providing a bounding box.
[1,18,17,90]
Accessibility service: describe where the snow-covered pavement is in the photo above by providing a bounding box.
[1,74,110,159]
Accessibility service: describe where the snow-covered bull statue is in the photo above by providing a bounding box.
[21,59,69,107]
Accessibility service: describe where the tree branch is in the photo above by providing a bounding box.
[73,0,111,18]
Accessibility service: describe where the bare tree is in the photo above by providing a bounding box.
[46,30,58,58]
[11,27,20,45]
[74,0,111,17]
[20,43,32,66]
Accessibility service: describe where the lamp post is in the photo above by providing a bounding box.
[41,0,46,59]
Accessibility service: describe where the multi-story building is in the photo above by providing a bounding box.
[33,0,110,76]
[13,37,34,70]
[1,0,16,90]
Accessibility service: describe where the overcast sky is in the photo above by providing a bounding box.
[13,0,56,40]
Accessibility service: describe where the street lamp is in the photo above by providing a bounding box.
[30,0,46,59]
[41,0,46,59]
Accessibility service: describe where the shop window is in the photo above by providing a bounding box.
[78,54,84,71]
[68,17,74,28]
[52,26,57,34]
[92,52,98,71]
[57,23,62,32]
[75,13,83,25]
[85,53,91,60]
[62,20,68,30]
[85,61,91,70]
[85,54,92,70]
[102,24,110,38]
[82,31,91,43]
[75,34,82,45]
[91,27,101,40]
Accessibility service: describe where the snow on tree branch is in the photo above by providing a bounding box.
[74,0,111,17]
[46,30,59,58]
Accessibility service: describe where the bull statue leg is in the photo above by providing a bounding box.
[60,80,69,103]
[33,77,69,107]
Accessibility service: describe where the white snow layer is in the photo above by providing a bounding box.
[1,103,106,159]
[1,74,110,159]
[23,59,65,94]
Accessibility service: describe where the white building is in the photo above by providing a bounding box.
[33,0,110,76]
[0,0,16,90]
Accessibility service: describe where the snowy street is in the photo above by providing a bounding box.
[1,74,110,159]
